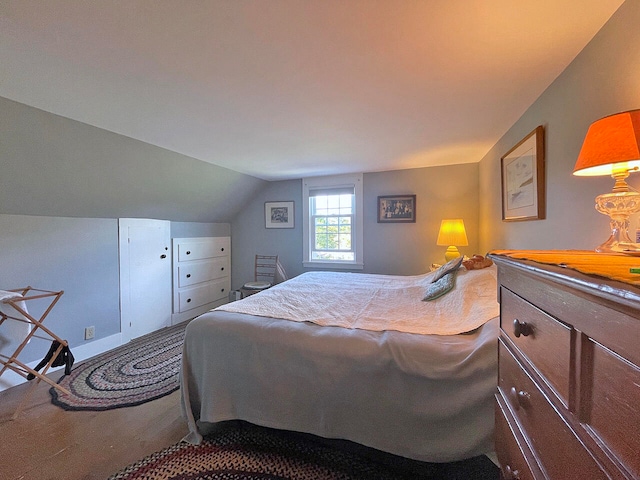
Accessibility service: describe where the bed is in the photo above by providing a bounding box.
[180,264,500,463]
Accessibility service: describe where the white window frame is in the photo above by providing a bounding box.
[303,173,364,270]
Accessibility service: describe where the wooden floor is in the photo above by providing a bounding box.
[0,373,188,480]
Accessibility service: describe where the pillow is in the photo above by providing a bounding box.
[430,256,464,283]
[423,271,457,301]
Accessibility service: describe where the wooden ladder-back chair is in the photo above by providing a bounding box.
[241,255,287,297]
[0,287,71,418]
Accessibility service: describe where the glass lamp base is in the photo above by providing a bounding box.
[594,190,640,253]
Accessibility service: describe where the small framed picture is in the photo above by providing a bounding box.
[377,195,416,223]
[501,126,545,222]
[265,201,294,228]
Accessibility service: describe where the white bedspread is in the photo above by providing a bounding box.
[181,267,500,462]
[217,266,498,335]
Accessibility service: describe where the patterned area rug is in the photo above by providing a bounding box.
[50,322,187,411]
[108,421,499,480]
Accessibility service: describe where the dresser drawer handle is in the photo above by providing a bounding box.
[504,464,520,480]
[509,386,531,410]
[186,274,191,278]
[513,319,532,338]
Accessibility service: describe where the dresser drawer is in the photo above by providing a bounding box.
[178,278,230,312]
[177,237,229,262]
[208,278,230,303]
[501,287,572,405]
[586,339,640,476]
[495,397,538,480]
[177,257,229,287]
[498,340,606,479]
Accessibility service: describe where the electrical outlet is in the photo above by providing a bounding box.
[84,326,95,340]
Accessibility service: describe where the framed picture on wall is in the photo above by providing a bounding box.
[377,195,416,223]
[265,201,294,228]
[501,126,545,221]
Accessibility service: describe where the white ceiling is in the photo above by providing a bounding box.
[0,1,624,181]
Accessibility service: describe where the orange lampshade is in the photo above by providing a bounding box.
[573,109,640,177]
[436,219,468,246]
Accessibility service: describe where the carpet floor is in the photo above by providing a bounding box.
[51,321,187,411]
[109,421,499,480]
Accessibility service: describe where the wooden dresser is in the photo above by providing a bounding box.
[490,254,640,480]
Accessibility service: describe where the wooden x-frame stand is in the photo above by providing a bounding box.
[0,287,71,419]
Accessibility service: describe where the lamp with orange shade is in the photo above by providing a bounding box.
[436,219,468,261]
[573,109,640,253]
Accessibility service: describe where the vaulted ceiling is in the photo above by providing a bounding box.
[0,1,624,180]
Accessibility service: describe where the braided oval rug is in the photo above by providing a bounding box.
[108,422,499,480]
[50,322,186,411]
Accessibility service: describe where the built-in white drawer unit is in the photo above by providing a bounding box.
[172,236,231,323]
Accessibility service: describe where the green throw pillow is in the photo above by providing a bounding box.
[431,256,464,283]
[423,271,456,301]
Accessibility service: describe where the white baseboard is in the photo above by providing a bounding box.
[0,332,122,393]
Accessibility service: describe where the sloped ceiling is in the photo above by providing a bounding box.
[0,1,624,180]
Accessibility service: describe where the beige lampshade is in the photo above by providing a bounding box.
[437,219,468,246]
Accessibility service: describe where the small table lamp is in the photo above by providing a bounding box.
[437,219,468,261]
[573,109,640,253]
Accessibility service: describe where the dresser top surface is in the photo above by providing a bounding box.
[489,251,640,310]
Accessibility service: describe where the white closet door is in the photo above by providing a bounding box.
[119,218,171,342]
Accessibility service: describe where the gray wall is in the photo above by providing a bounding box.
[0,96,266,222]
[0,214,120,359]
[231,163,479,288]
[171,222,231,238]
[0,97,259,362]
[479,0,640,252]
[231,180,303,288]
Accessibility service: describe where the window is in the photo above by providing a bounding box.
[303,174,363,269]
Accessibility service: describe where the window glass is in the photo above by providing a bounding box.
[311,192,354,261]
[302,174,363,269]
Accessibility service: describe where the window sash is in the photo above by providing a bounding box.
[311,213,354,253]
[310,191,354,260]
[302,173,363,269]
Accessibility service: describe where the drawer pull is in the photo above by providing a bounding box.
[160,254,167,259]
[186,298,191,303]
[509,386,531,410]
[504,465,520,480]
[186,250,191,255]
[513,318,532,338]
[186,274,191,278]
